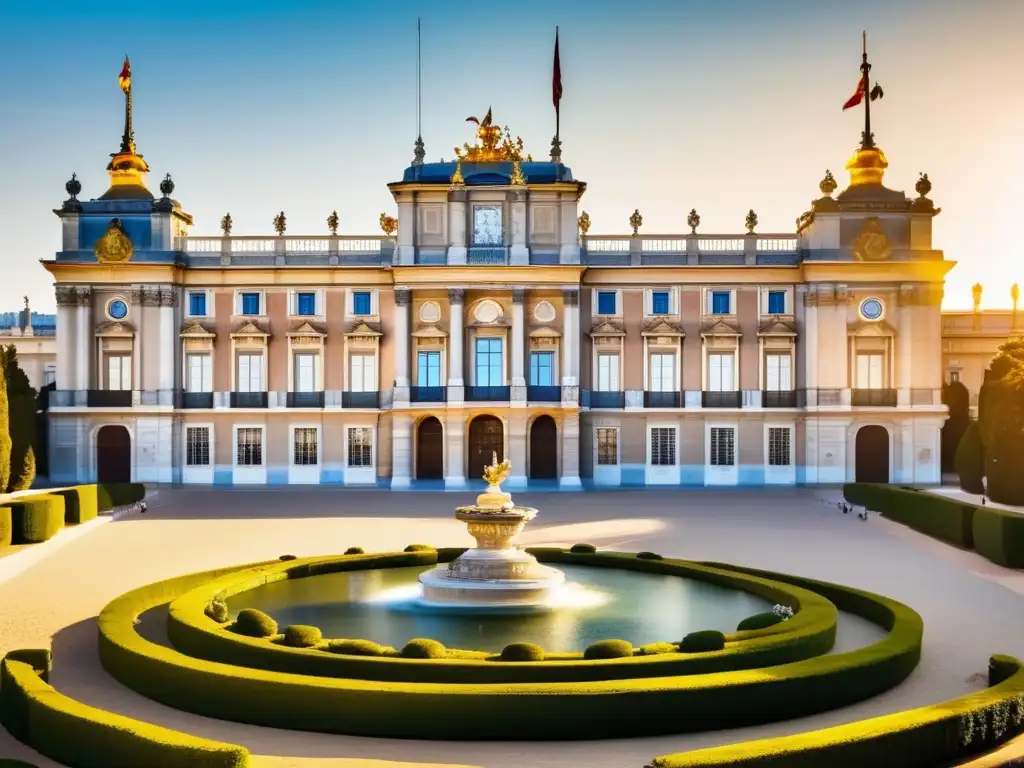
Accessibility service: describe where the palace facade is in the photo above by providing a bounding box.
[45,79,953,489]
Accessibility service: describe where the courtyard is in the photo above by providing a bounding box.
[2,486,1024,767]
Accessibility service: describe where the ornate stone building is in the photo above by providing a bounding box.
[44,69,952,488]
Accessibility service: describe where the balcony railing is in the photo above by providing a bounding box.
[583,390,625,409]
[174,235,394,255]
[180,392,214,409]
[287,391,325,408]
[527,385,562,402]
[466,385,511,402]
[762,390,798,408]
[410,386,447,403]
[230,391,268,408]
[467,246,510,265]
[852,388,898,407]
[702,390,742,408]
[342,391,380,409]
[644,391,681,408]
[87,390,133,407]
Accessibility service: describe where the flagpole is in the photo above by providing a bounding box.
[555,26,560,143]
[860,30,873,149]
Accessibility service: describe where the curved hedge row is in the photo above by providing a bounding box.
[97,553,922,740]
[0,654,248,768]
[165,550,838,684]
[648,654,1024,767]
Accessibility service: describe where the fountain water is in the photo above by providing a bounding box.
[417,453,566,608]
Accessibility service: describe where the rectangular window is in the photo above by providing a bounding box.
[650,427,676,466]
[710,427,735,466]
[294,353,317,392]
[767,290,786,315]
[596,427,619,466]
[597,291,617,315]
[352,291,372,316]
[652,290,670,315]
[649,353,675,392]
[597,353,620,391]
[764,354,792,391]
[710,291,731,315]
[240,292,260,316]
[236,353,263,392]
[530,351,554,386]
[473,205,503,246]
[185,426,211,467]
[474,337,503,386]
[347,427,373,467]
[186,354,212,393]
[107,355,131,390]
[856,353,884,389]
[417,350,441,387]
[188,292,207,317]
[350,354,376,392]
[768,427,791,466]
[44,365,56,386]
[296,292,316,316]
[293,427,318,466]
[950,370,960,384]
[236,427,263,467]
[707,353,735,392]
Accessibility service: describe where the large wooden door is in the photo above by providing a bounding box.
[97,425,131,483]
[855,425,889,483]
[468,416,504,481]
[416,417,444,479]
[529,415,558,479]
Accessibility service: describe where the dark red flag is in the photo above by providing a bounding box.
[843,73,867,110]
[553,28,563,111]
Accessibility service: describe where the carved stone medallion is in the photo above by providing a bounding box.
[94,218,134,263]
[850,217,892,262]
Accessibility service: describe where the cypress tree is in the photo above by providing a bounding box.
[0,349,10,493]
[2,346,36,492]
[955,420,985,494]
[941,380,971,474]
[978,339,1024,505]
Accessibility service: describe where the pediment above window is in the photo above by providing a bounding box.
[179,319,215,339]
[589,319,625,337]
[641,318,685,337]
[231,320,270,338]
[412,324,448,339]
[95,320,135,337]
[287,320,326,337]
[757,316,798,337]
[700,318,742,338]
[848,318,895,336]
[344,320,383,338]
[529,326,562,339]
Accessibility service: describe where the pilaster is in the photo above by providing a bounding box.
[447,190,468,266]
[559,412,582,488]
[397,198,416,266]
[509,189,529,266]
[507,412,528,488]
[158,286,178,391]
[444,414,467,489]
[55,287,77,390]
[391,413,413,488]
[511,288,526,388]
[447,289,465,401]
[394,289,411,387]
[75,287,92,390]
[897,285,914,406]
[558,197,580,264]
[562,288,579,385]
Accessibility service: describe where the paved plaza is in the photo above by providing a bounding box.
[2,487,1024,767]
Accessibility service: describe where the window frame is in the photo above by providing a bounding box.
[766,425,792,467]
[234,425,265,468]
[474,336,504,387]
[764,353,792,392]
[106,354,132,391]
[647,425,678,467]
[766,290,786,315]
[350,290,375,317]
[235,290,264,317]
[708,426,736,467]
[706,351,736,392]
[709,290,732,315]
[596,352,621,392]
[346,426,376,469]
[235,352,265,393]
[186,353,213,393]
[349,353,377,393]
[184,425,212,467]
[596,426,620,467]
[417,349,443,387]
[291,425,320,467]
[529,350,555,387]
[595,290,619,316]
[187,290,210,318]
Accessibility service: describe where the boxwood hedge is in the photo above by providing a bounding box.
[98,555,922,740]
[9,495,64,544]
[972,505,1024,568]
[0,655,249,768]
[52,485,99,525]
[843,483,976,548]
[97,482,146,512]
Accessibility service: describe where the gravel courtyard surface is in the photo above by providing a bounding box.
[1,487,1023,768]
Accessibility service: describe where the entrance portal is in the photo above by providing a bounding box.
[855,425,890,483]
[529,415,558,479]
[97,425,132,483]
[416,417,444,479]
[468,416,504,480]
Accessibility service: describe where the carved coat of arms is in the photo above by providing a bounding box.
[94,218,134,263]
[850,217,892,262]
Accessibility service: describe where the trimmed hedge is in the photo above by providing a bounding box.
[231,609,277,638]
[0,655,249,768]
[165,551,838,684]
[8,495,64,544]
[680,631,726,653]
[737,613,783,632]
[500,643,545,662]
[53,485,99,525]
[283,625,322,648]
[583,639,633,659]
[97,482,146,512]
[843,483,975,548]
[569,543,597,553]
[326,639,389,656]
[648,653,1024,767]
[99,556,921,740]
[401,638,447,659]
[0,506,10,549]
[973,505,1024,568]
[403,544,435,553]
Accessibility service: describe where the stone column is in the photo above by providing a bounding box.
[130,287,143,391]
[396,197,416,266]
[447,190,468,266]
[159,287,177,394]
[559,197,580,264]
[509,189,529,266]
[511,288,526,388]
[391,413,413,489]
[55,286,77,391]
[448,289,464,402]
[562,289,579,385]
[75,287,92,390]
[445,414,467,489]
[803,288,818,404]
[507,413,528,488]
[897,285,913,406]
[394,289,411,387]
[559,412,582,489]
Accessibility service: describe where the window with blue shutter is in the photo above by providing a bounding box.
[597,291,616,315]
[296,292,316,316]
[767,290,786,315]
[652,291,670,315]
[240,292,260,315]
[711,291,731,315]
[353,291,372,316]
[188,292,206,316]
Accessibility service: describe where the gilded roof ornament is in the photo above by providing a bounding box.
[510,161,526,186]
[454,108,533,163]
[629,209,643,235]
[327,210,340,236]
[449,159,465,189]
[159,173,174,198]
[915,173,932,199]
[745,210,758,234]
[220,213,233,236]
[94,218,134,263]
[819,170,838,197]
[577,211,591,236]
[379,213,398,236]
[273,211,287,235]
[850,216,892,262]
[100,56,152,200]
[972,283,983,310]
[687,209,701,234]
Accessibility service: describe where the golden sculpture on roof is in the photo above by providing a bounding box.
[850,216,892,262]
[454,107,533,163]
[510,161,526,186]
[95,218,134,263]
[379,213,398,235]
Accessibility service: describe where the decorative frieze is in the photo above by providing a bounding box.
[804,285,852,307]
[55,285,78,306]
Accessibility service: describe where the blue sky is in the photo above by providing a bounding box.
[1,0,1022,311]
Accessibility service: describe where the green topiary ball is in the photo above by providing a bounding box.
[204,599,229,624]
[403,544,435,553]
[344,547,365,555]
[325,639,386,656]
[637,642,677,656]
[232,608,278,638]
[283,624,322,648]
[401,638,447,659]
[680,630,727,653]
[499,642,545,662]
[736,612,784,632]
[583,639,633,659]
[279,554,297,561]
[570,543,597,554]
[637,551,663,560]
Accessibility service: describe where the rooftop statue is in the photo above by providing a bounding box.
[454,107,533,163]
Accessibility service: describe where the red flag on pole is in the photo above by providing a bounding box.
[842,73,867,110]
[118,55,131,93]
[553,28,563,111]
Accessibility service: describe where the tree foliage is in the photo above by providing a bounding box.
[977,339,1024,505]
[0,352,10,494]
[955,421,985,494]
[1,346,36,492]
[941,380,972,474]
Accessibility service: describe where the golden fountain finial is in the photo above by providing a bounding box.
[477,452,514,510]
[100,55,152,200]
[482,451,512,486]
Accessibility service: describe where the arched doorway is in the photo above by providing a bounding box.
[468,416,504,481]
[855,425,890,483]
[416,417,444,480]
[529,415,558,479]
[97,425,132,483]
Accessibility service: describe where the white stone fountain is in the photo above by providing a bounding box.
[418,452,565,608]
